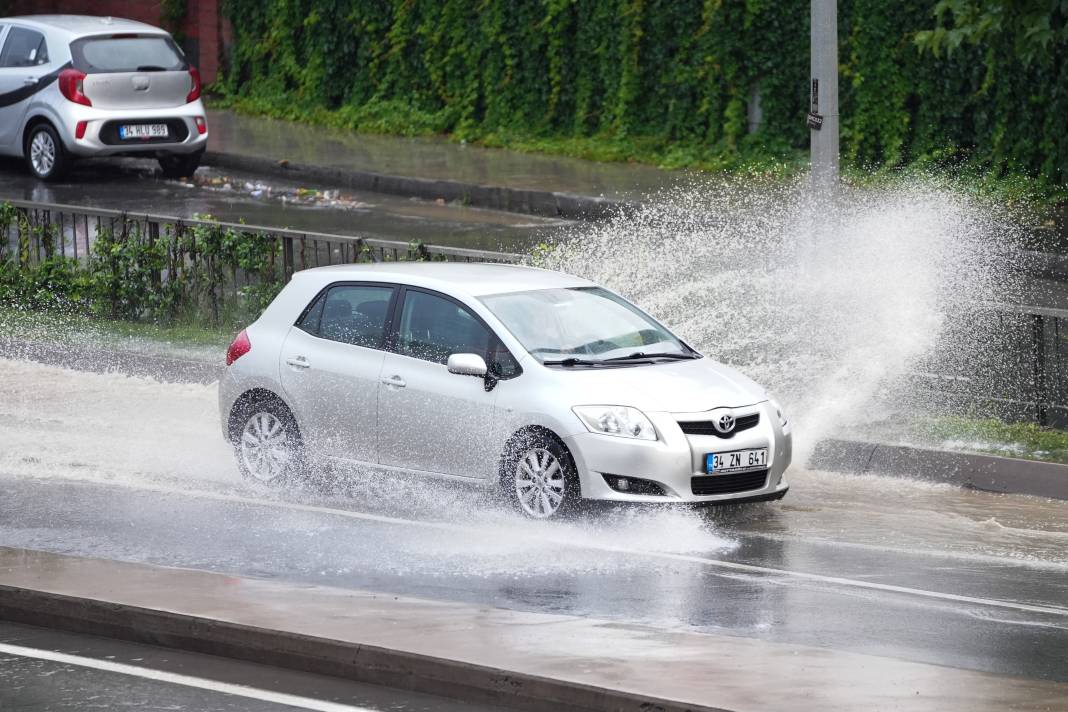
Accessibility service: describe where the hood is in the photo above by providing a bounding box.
[545,357,767,413]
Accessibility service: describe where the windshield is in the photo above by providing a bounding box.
[70,35,187,73]
[480,286,692,364]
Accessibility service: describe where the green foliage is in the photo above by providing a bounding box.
[218,0,1067,187]
[161,0,189,43]
[0,207,284,331]
[916,416,1068,464]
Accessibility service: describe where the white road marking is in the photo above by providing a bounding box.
[0,642,376,712]
[9,472,1068,620]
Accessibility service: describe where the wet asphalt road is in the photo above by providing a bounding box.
[0,621,506,711]
[1,469,1066,685]
[0,358,1067,690]
[0,158,568,252]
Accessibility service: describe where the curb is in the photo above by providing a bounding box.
[202,151,634,221]
[0,584,723,712]
[810,438,1068,500]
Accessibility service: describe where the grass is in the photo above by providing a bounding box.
[0,305,232,362]
[908,416,1068,466]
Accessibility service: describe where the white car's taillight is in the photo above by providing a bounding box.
[58,68,91,106]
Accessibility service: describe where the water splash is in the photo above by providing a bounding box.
[540,175,1031,461]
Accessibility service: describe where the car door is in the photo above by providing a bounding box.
[377,287,514,480]
[278,283,397,464]
[0,26,52,150]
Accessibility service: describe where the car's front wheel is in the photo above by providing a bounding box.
[503,432,579,519]
[25,124,70,181]
[232,399,305,486]
[158,150,203,179]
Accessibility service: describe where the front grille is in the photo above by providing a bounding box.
[691,470,768,495]
[679,413,759,438]
[100,118,190,146]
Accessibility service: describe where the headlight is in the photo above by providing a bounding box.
[573,405,657,441]
[768,398,788,427]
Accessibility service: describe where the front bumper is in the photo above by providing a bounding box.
[58,100,208,157]
[564,401,792,504]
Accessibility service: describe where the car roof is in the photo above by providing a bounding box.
[3,15,167,37]
[294,262,595,297]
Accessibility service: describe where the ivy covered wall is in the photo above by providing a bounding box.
[220,0,1067,185]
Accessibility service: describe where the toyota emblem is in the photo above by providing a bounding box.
[714,413,736,434]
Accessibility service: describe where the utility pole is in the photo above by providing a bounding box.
[808,0,838,192]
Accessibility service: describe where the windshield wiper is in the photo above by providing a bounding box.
[602,351,699,362]
[541,357,604,367]
[136,65,168,72]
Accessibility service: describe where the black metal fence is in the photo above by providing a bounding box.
[0,198,524,274]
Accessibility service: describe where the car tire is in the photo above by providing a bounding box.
[158,150,203,179]
[230,397,306,487]
[25,123,71,182]
[501,431,580,520]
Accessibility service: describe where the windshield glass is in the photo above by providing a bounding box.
[71,35,186,73]
[480,286,691,363]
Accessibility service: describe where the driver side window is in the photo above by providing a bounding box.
[397,290,520,377]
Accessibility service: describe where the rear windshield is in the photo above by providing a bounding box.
[70,35,187,73]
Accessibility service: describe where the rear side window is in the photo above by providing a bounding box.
[0,27,49,68]
[70,35,186,73]
[297,285,393,349]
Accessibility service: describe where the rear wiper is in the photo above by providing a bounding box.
[136,65,168,72]
[602,351,699,362]
[542,357,604,367]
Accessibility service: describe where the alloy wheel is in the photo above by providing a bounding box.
[30,130,56,177]
[514,447,566,518]
[239,411,292,483]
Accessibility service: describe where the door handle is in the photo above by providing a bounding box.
[381,375,406,388]
[23,77,38,86]
[285,356,310,369]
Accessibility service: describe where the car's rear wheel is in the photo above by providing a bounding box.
[158,150,203,179]
[232,399,305,486]
[25,124,70,181]
[502,432,579,519]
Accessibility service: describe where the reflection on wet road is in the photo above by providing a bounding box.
[1,358,1067,684]
[0,159,569,251]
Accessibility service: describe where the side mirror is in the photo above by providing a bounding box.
[447,353,488,377]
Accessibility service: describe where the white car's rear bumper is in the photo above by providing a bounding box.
[56,99,208,157]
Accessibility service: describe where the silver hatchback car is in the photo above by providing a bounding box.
[0,15,208,181]
[219,263,792,519]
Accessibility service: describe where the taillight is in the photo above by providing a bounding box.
[58,69,91,106]
[195,116,207,135]
[226,329,251,366]
[186,66,202,103]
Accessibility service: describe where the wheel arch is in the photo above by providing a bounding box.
[498,425,578,484]
[21,111,64,155]
[227,388,295,445]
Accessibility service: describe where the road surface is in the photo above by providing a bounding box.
[0,357,1065,689]
[0,158,568,252]
[0,621,505,711]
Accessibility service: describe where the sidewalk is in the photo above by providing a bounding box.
[204,109,686,218]
[2,547,1066,712]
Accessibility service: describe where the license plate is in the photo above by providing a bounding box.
[119,124,168,140]
[706,448,767,474]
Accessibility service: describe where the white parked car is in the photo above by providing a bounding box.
[219,263,792,519]
[0,15,208,180]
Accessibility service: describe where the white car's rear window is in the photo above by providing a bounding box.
[70,35,186,73]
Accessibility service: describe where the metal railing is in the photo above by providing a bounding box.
[0,198,526,278]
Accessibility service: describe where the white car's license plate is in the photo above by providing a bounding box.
[119,124,168,140]
[706,448,767,474]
